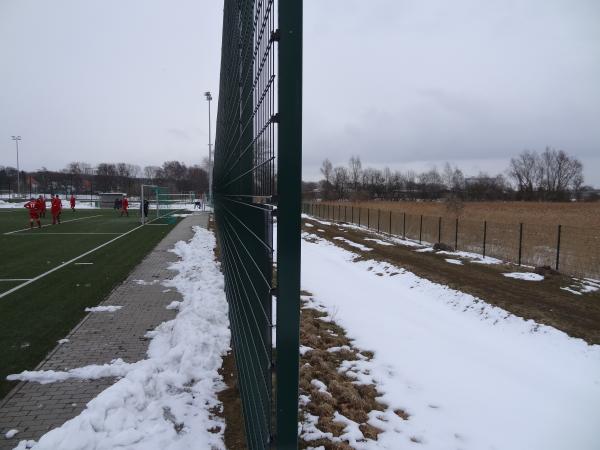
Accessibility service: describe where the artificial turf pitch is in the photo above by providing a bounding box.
[0,208,181,399]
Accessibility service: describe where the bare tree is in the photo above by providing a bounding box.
[348,156,362,193]
[509,150,541,199]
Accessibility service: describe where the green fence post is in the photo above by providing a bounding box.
[455,217,459,251]
[276,0,303,448]
[483,220,487,258]
[556,224,562,271]
[518,223,523,265]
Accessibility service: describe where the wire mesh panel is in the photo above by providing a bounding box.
[561,226,600,279]
[521,223,556,268]
[458,218,485,255]
[486,221,520,263]
[214,1,302,448]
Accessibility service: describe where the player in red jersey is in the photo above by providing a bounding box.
[70,194,76,212]
[120,196,129,217]
[51,194,62,224]
[24,198,42,229]
[35,196,45,217]
[40,195,47,217]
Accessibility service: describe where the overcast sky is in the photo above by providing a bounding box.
[1,0,599,185]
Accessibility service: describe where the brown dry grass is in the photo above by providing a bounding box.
[299,296,388,449]
[321,200,600,228]
[310,201,600,279]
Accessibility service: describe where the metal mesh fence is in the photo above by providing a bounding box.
[214,2,302,449]
[304,203,600,280]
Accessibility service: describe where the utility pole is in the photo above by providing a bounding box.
[204,91,213,204]
[11,136,21,197]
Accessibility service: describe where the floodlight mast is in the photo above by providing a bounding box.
[11,136,21,197]
[204,91,213,205]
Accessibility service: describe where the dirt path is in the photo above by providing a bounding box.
[304,218,600,345]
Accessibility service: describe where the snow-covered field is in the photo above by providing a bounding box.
[10,226,230,450]
[301,232,600,450]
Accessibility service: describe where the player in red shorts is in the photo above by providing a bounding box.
[24,198,42,229]
[40,195,47,217]
[35,196,45,217]
[51,194,62,224]
[120,196,129,217]
[70,194,76,212]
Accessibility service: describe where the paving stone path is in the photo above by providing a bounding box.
[0,213,209,449]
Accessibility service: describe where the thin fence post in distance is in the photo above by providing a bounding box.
[419,214,423,244]
[483,220,487,258]
[556,224,562,271]
[438,216,442,244]
[351,206,354,224]
[455,217,459,251]
[377,209,381,232]
[338,204,341,222]
[359,207,361,227]
[345,205,347,222]
[403,212,406,239]
[367,208,370,229]
[389,211,392,235]
[518,222,523,265]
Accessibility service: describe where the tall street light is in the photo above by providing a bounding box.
[204,91,213,204]
[11,136,21,197]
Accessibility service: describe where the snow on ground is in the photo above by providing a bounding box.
[561,278,600,296]
[444,258,463,265]
[11,226,230,450]
[84,305,123,312]
[503,272,545,281]
[332,236,373,252]
[363,238,393,246]
[5,429,19,439]
[301,235,600,450]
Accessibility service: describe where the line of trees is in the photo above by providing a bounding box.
[307,148,593,202]
[0,160,208,197]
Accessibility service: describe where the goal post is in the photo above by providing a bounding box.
[140,185,195,224]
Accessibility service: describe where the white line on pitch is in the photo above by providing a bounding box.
[74,262,94,265]
[3,215,104,235]
[8,232,123,235]
[0,215,168,300]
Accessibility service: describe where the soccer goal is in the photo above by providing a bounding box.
[140,185,195,224]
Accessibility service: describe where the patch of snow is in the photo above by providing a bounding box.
[562,278,600,295]
[327,345,352,353]
[310,379,330,396]
[503,272,544,281]
[166,301,182,310]
[57,339,69,344]
[304,222,314,228]
[84,305,123,312]
[445,258,463,265]
[12,226,230,450]
[364,238,393,246]
[561,286,583,296]
[300,345,313,356]
[134,279,160,286]
[7,359,132,384]
[414,247,433,253]
[5,429,18,439]
[301,214,332,226]
[332,237,372,252]
[301,234,600,450]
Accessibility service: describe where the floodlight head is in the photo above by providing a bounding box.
[11,135,21,140]
[204,91,212,101]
